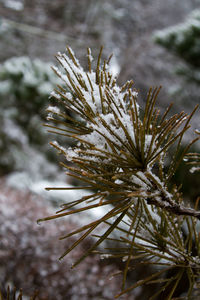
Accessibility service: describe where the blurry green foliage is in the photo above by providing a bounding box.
[0,56,62,174]
[154,10,200,68]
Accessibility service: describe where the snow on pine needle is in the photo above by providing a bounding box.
[38,47,200,298]
[184,129,200,174]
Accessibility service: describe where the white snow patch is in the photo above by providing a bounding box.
[47,106,61,114]
[3,0,24,11]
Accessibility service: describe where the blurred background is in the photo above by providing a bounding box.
[0,1,200,299]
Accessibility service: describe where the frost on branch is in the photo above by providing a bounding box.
[39,47,200,298]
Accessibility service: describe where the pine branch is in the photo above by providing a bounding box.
[38,46,200,299]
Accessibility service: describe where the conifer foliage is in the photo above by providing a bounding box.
[154,9,200,68]
[38,47,200,299]
[153,10,200,107]
[0,286,38,300]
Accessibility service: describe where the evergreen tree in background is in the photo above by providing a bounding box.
[154,9,200,106]
[0,57,64,176]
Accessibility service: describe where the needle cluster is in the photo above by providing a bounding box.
[38,47,200,299]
